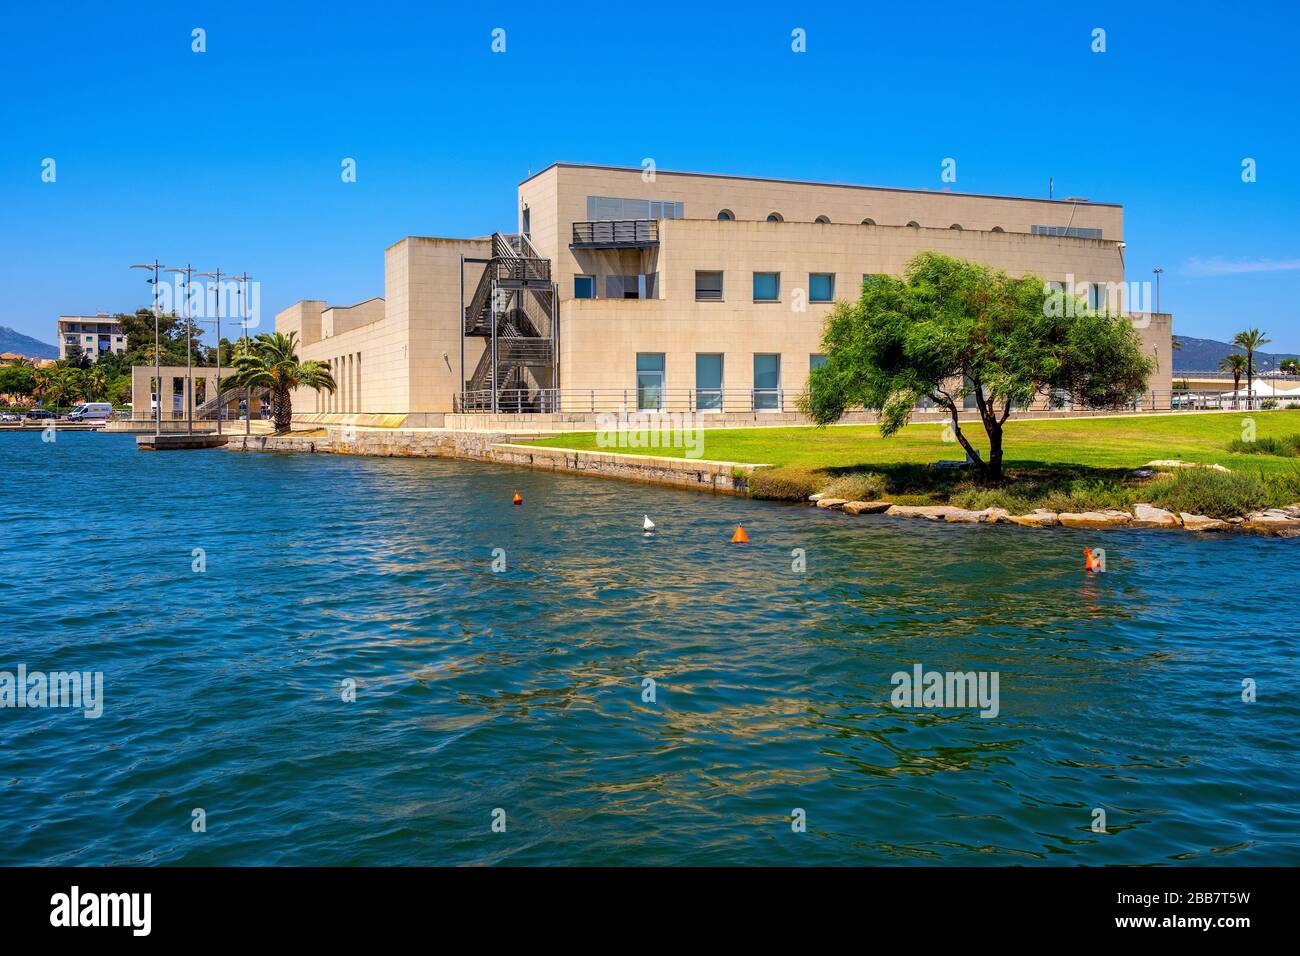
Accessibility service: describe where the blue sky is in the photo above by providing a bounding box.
[2,0,1297,349]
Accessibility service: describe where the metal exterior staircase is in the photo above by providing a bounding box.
[461,233,557,412]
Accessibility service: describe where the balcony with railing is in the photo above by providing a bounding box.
[570,220,660,249]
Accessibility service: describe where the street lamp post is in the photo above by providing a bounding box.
[165,264,198,435]
[196,269,227,435]
[130,260,167,436]
[231,272,255,436]
[1153,267,1164,314]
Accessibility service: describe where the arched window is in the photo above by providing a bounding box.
[991,226,1005,233]
[949,223,963,230]
[767,212,784,222]
[717,209,734,221]
[905,220,920,228]
[814,215,831,224]
[860,218,876,226]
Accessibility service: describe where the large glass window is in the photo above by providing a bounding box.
[754,354,781,411]
[809,273,835,302]
[696,354,723,411]
[753,272,780,302]
[695,271,724,301]
[636,353,665,411]
[574,275,595,299]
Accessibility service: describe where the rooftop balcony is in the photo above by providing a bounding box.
[571,220,659,250]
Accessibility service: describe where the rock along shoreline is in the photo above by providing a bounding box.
[810,496,1300,537]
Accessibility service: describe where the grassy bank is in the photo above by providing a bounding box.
[525,410,1300,515]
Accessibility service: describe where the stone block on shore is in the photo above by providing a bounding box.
[885,505,963,521]
[1057,510,1133,529]
[816,498,848,510]
[1131,503,1182,529]
[1179,513,1231,532]
[842,500,892,515]
[1005,510,1060,527]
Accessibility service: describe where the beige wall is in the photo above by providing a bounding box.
[557,217,1152,408]
[521,163,1123,305]
[273,163,1164,419]
[279,237,490,416]
[130,365,229,419]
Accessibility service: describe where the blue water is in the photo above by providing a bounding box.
[1,431,1297,865]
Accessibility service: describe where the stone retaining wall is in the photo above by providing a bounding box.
[226,431,757,494]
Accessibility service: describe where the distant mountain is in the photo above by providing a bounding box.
[1173,335,1298,372]
[0,326,57,359]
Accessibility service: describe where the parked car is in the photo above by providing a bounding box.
[0,412,20,423]
[66,402,113,422]
[25,408,56,420]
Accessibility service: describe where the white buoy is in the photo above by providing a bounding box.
[643,515,656,535]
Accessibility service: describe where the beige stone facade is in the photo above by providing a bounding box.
[277,162,1172,421]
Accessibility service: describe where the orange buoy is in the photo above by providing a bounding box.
[730,524,749,543]
[512,490,523,506]
[1083,547,1102,571]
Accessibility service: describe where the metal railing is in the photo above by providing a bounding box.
[452,388,1300,416]
[571,220,660,247]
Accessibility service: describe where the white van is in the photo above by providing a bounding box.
[67,402,114,422]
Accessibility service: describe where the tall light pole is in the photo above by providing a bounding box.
[1153,267,1164,314]
[196,268,227,435]
[130,260,167,436]
[231,272,255,436]
[165,264,198,435]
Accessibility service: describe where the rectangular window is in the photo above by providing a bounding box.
[695,271,724,301]
[574,275,595,299]
[754,354,781,411]
[810,354,827,371]
[696,354,723,411]
[636,353,665,411]
[753,272,780,302]
[606,274,657,299]
[809,273,835,302]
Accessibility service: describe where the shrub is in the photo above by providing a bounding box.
[818,471,887,501]
[748,466,822,501]
[1036,479,1137,514]
[1261,399,1279,410]
[1227,434,1300,457]
[949,487,1036,513]
[1145,468,1276,518]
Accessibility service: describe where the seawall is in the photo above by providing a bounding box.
[225,430,756,495]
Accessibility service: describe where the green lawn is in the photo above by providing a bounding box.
[525,410,1300,475]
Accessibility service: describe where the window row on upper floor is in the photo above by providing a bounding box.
[573,271,1115,308]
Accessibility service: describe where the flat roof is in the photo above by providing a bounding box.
[519,162,1120,208]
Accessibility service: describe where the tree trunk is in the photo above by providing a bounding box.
[272,388,292,434]
[986,420,1004,480]
[946,408,986,471]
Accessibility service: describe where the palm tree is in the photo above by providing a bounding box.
[227,331,334,433]
[1219,353,1248,409]
[1232,328,1271,407]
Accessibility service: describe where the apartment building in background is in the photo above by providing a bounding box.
[57,313,126,363]
[278,163,1172,425]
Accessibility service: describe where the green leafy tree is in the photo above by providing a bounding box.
[227,331,334,433]
[0,364,37,401]
[1219,353,1247,407]
[1280,358,1299,375]
[801,252,1153,480]
[1231,328,1271,401]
